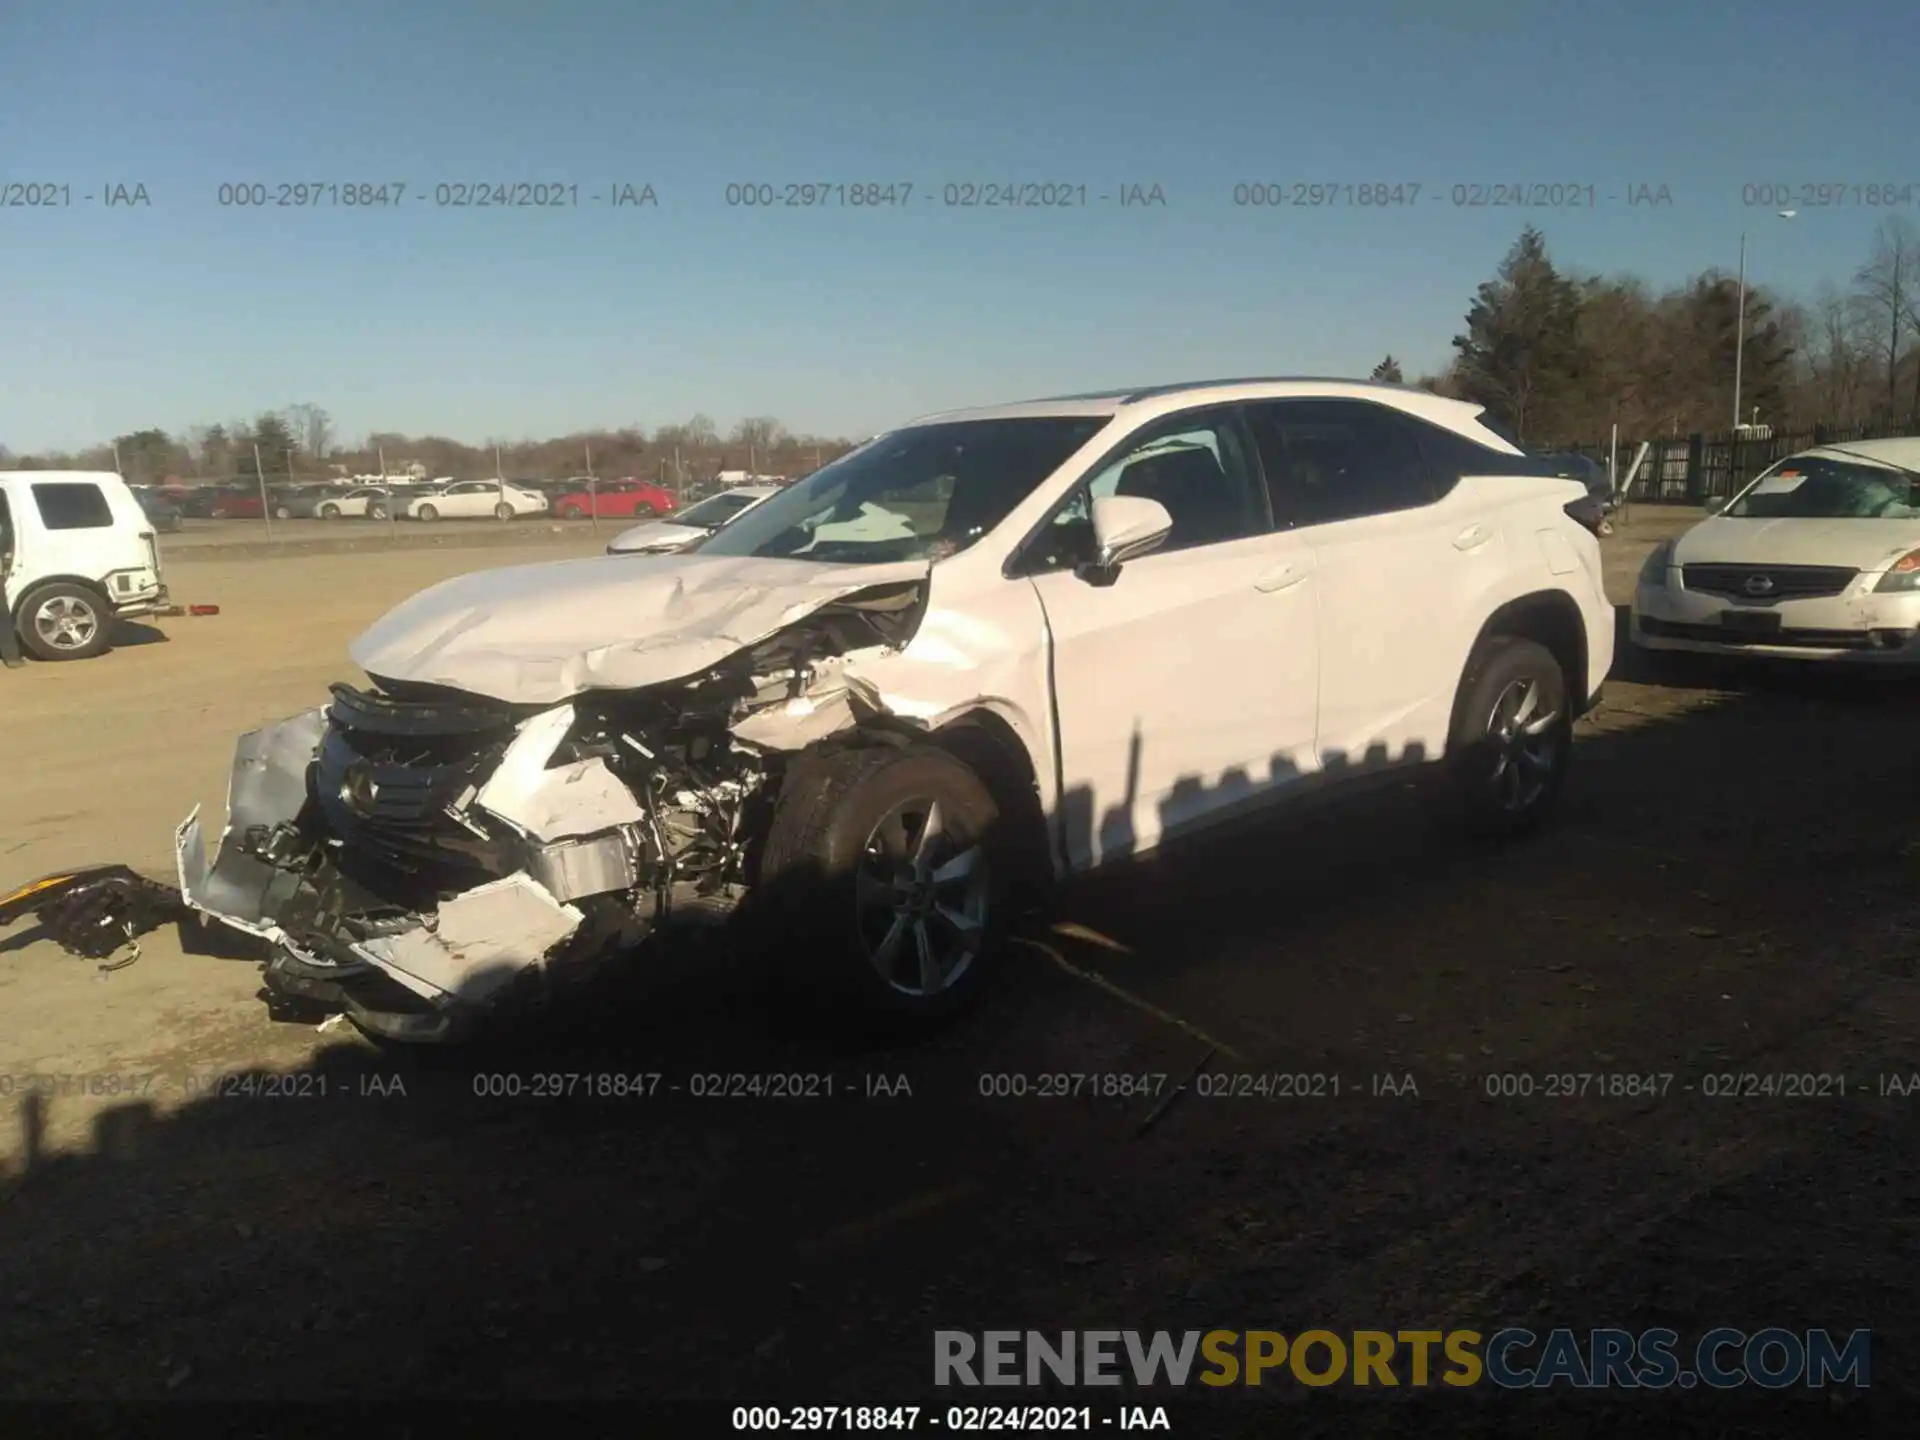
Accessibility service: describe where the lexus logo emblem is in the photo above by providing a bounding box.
[339,760,381,816]
[1743,574,1775,596]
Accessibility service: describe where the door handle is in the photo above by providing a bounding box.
[1453,524,1492,551]
[1254,563,1307,593]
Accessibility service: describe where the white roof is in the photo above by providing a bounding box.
[1795,438,1920,470]
[0,468,124,482]
[898,377,1505,445]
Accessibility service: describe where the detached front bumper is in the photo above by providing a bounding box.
[1632,582,1920,663]
[174,703,655,1042]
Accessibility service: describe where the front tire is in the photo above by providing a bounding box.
[19,582,112,662]
[368,501,389,520]
[1443,636,1572,839]
[559,503,584,519]
[274,505,293,520]
[414,502,439,522]
[755,744,1007,1029]
[493,501,515,520]
[318,503,341,519]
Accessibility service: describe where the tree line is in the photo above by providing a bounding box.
[0,411,862,490]
[5,214,1919,477]
[1404,215,1920,447]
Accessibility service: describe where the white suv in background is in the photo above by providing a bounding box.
[1,470,168,661]
[178,378,1613,1042]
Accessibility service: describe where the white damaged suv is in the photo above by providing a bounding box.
[174,380,1613,1042]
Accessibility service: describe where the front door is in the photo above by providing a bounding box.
[1017,407,1321,871]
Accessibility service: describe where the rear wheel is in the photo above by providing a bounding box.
[274,505,293,520]
[318,502,341,519]
[19,582,112,662]
[755,744,1007,1029]
[1442,636,1572,839]
[559,503,584,519]
[415,502,439,522]
[367,501,389,520]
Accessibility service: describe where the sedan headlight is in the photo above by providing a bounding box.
[1875,549,1920,593]
[1637,538,1676,588]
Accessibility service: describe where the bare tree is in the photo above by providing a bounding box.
[1853,216,1920,419]
[730,415,787,459]
[285,403,335,459]
[1801,283,1877,425]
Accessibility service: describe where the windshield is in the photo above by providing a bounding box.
[695,416,1109,563]
[1726,453,1920,519]
[675,490,766,528]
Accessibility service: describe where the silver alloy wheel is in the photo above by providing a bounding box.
[32,593,101,652]
[1486,676,1561,813]
[854,797,989,998]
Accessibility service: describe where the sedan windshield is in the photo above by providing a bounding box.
[675,490,765,528]
[1726,454,1920,519]
[695,416,1109,563]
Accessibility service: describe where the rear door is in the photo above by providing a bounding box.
[1248,399,1498,768]
[449,481,495,516]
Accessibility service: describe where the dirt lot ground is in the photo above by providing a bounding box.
[2,512,1916,1434]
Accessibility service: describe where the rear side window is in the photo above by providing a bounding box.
[32,482,114,530]
[1249,400,1434,526]
[1406,422,1539,496]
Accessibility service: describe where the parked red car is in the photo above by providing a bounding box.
[551,478,676,519]
[208,486,266,519]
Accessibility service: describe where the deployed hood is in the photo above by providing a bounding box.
[1673,515,1920,572]
[608,519,709,552]
[349,552,932,704]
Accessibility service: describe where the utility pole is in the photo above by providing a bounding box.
[1733,210,1798,433]
[584,441,597,528]
[253,444,273,540]
[379,444,396,537]
[1732,230,1748,434]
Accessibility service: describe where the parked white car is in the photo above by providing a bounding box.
[307,486,394,520]
[173,378,1612,1043]
[1,470,168,661]
[606,484,781,555]
[1632,438,1920,663]
[400,480,549,521]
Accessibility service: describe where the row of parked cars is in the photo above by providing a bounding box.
[131,476,697,524]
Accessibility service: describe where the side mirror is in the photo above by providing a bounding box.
[1084,495,1173,575]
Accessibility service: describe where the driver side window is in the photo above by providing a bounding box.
[1019,410,1270,574]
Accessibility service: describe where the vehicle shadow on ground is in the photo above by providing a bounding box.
[109,620,169,648]
[1,680,1915,1435]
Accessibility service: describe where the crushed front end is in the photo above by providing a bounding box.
[176,675,773,1042]
[173,578,927,1042]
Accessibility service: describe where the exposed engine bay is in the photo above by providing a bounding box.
[172,579,930,1042]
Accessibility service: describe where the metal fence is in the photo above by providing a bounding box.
[1560,420,1920,505]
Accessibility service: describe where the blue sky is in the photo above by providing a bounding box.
[3,0,1916,452]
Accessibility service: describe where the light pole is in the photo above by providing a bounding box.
[1733,209,1797,430]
